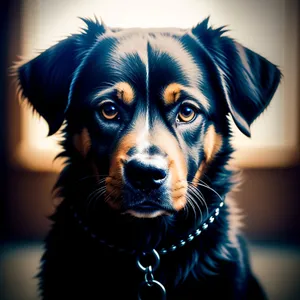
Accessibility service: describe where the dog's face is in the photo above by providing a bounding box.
[70,29,223,218]
[17,18,281,219]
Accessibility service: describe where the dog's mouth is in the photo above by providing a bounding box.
[124,201,176,218]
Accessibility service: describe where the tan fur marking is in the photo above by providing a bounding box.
[163,83,183,105]
[192,161,206,186]
[192,126,223,186]
[116,82,135,104]
[172,196,186,211]
[204,125,223,163]
[152,124,188,211]
[106,130,138,209]
[73,128,91,157]
[163,84,210,111]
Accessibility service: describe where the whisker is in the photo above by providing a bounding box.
[188,184,209,216]
[104,188,120,206]
[188,180,223,202]
[84,172,123,216]
[77,174,109,183]
[185,193,196,222]
[85,186,107,215]
[187,186,204,222]
[186,191,201,224]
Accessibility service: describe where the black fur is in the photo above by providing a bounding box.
[17,17,281,299]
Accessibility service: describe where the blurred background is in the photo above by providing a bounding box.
[0,0,299,299]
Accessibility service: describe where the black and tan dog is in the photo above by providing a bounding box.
[17,17,281,299]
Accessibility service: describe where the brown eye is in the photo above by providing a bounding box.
[177,104,196,123]
[100,102,119,120]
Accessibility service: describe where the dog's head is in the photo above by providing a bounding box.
[17,18,281,219]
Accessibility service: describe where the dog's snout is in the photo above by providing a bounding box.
[125,158,168,190]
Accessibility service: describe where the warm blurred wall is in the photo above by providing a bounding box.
[232,167,300,244]
[1,0,300,245]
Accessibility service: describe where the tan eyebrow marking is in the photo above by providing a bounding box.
[163,83,183,105]
[162,83,210,111]
[116,82,135,104]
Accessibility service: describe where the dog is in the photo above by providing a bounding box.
[16,17,281,299]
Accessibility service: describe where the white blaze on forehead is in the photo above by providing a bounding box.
[148,35,201,87]
[135,115,150,152]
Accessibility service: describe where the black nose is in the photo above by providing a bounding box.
[125,159,168,190]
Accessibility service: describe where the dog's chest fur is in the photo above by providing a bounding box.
[41,203,246,300]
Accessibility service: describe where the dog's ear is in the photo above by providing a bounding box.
[17,17,106,135]
[192,18,282,137]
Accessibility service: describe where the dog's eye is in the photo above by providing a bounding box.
[177,104,197,123]
[99,102,119,120]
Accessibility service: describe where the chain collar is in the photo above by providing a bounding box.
[70,199,225,299]
[70,199,225,255]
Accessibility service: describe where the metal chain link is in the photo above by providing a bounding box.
[136,250,166,300]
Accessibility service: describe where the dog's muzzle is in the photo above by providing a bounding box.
[121,153,174,217]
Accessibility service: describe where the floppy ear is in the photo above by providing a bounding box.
[192,18,282,137]
[17,17,106,135]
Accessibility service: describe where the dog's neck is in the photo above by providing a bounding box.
[69,198,225,255]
